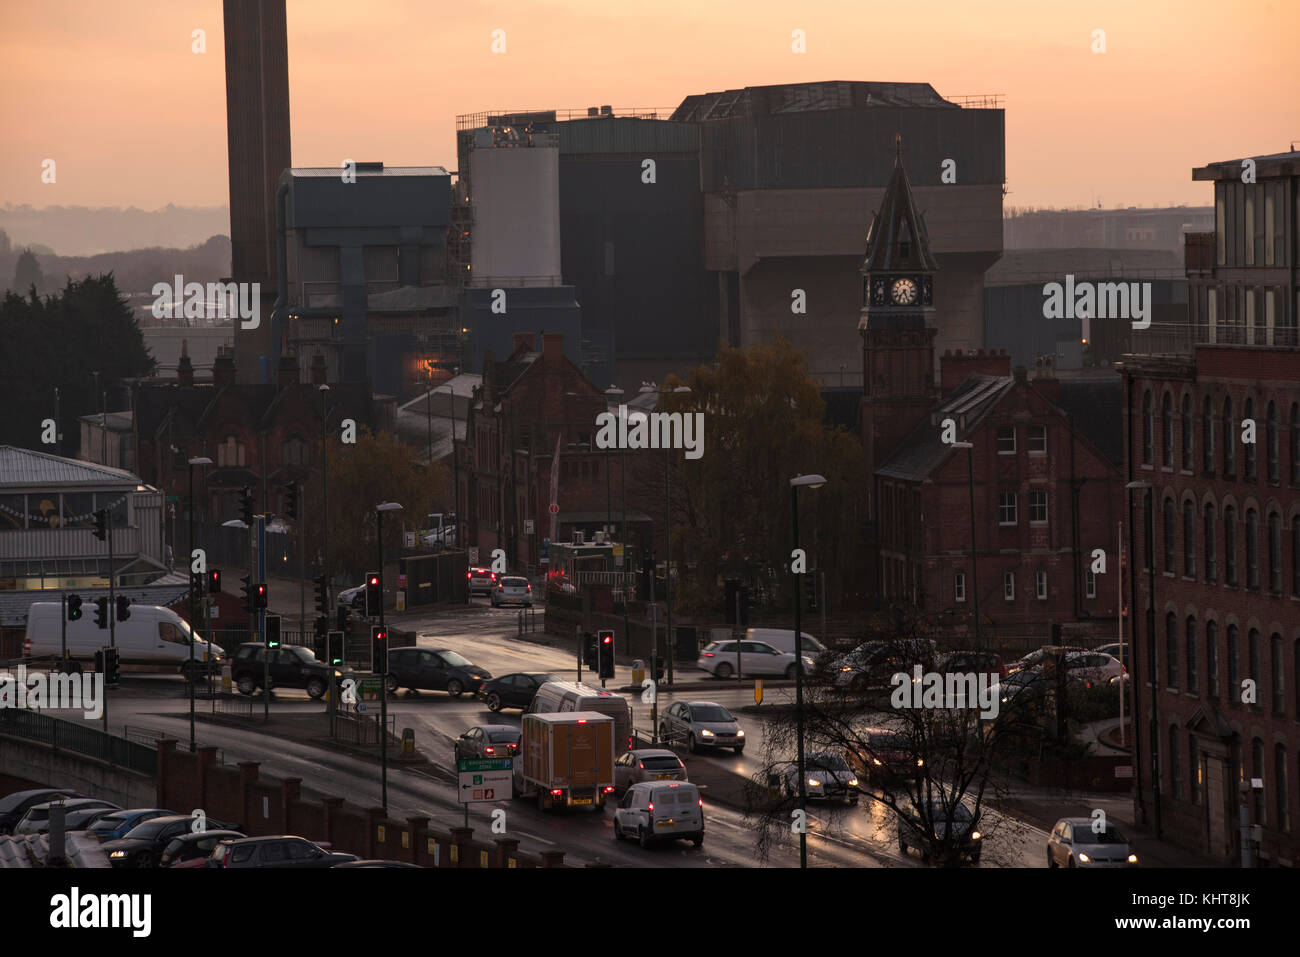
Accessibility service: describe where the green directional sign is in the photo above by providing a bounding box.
[457,758,512,772]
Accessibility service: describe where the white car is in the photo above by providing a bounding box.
[490,576,533,607]
[696,639,814,679]
[613,781,704,848]
[1047,817,1139,868]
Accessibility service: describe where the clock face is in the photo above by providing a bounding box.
[891,278,918,306]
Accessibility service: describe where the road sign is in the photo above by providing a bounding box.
[404,531,416,548]
[523,519,535,535]
[458,757,512,803]
[355,676,383,712]
[754,679,764,705]
[468,547,479,564]
[548,503,559,515]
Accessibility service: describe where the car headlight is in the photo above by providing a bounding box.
[700,729,715,738]
[736,729,745,737]
[847,778,859,787]
[840,666,852,672]
[470,675,482,681]
[1127,853,1138,864]
[970,831,981,841]
[807,778,822,788]
[109,850,126,859]
[1077,852,1090,863]
[916,758,924,767]
[872,757,883,766]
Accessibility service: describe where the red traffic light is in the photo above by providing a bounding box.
[368,575,379,587]
[373,626,387,641]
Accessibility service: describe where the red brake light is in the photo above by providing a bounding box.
[491,572,497,581]
[466,571,471,579]
[698,798,704,807]
[485,746,494,754]
[603,786,615,793]
[638,763,645,769]
[703,652,714,657]
[577,719,587,724]
[550,789,563,796]
[647,802,654,812]
[669,783,679,787]
[497,583,503,590]
[526,584,531,591]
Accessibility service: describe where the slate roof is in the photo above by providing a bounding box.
[0,447,140,490]
[861,143,939,274]
[875,375,1014,482]
[0,832,110,869]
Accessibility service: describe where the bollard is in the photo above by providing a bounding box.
[632,659,644,683]
[401,728,415,757]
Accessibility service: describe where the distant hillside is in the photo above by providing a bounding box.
[0,203,230,258]
[1,233,232,297]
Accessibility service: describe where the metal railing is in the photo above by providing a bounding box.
[333,710,397,747]
[941,94,1005,109]
[1127,321,1300,357]
[517,608,538,635]
[211,692,255,719]
[0,709,157,775]
[124,724,222,761]
[456,108,676,129]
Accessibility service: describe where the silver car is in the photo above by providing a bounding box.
[490,575,532,607]
[658,700,745,754]
[783,751,859,804]
[1047,817,1139,868]
[14,798,120,835]
[696,640,813,679]
[614,749,688,792]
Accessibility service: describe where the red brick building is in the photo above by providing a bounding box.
[1119,148,1300,866]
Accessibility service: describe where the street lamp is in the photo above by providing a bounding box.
[319,384,334,732]
[436,382,461,554]
[950,441,981,650]
[375,501,403,814]
[1126,479,1160,837]
[605,386,630,654]
[790,472,827,870]
[187,456,212,753]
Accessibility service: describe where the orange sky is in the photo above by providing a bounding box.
[3,0,1298,211]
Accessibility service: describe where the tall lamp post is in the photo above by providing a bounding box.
[436,382,460,553]
[605,387,630,652]
[950,441,981,650]
[790,473,827,870]
[1126,479,1160,837]
[319,384,334,730]
[376,501,403,814]
[187,457,212,752]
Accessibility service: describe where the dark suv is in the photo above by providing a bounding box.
[207,835,358,869]
[232,643,347,699]
[385,647,490,697]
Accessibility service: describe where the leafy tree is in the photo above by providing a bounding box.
[12,248,44,295]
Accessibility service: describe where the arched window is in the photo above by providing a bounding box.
[1206,621,1219,698]
[1183,500,1196,577]
[216,434,245,468]
[1142,391,1154,465]
[1244,398,1256,479]
[1291,403,1300,484]
[1249,629,1262,700]
[1227,624,1240,701]
[1223,397,1236,477]
[1252,738,1266,825]
[1186,616,1198,694]
[1268,511,1282,592]
[1204,503,1217,582]
[1224,505,1237,585]
[282,435,309,467]
[1276,744,1290,833]
[1294,517,1300,597]
[1169,726,1182,800]
[1266,401,1279,482]
[1203,396,1215,473]
[1189,732,1200,804]
[1245,508,1259,589]
[1181,394,1194,470]
[1166,611,1179,689]
[1162,392,1174,467]
[1272,633,1284,715]
[1163,497,1176,573]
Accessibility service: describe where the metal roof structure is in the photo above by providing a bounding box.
[0,447,141,490]
[672,81,962,122]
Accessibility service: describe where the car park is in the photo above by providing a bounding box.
[476,672,559,712]
[613,781,704,848]
[467,567,496,596]
[454,724,521,761]
[898,797,983,864]
[658,700,745,754]
[207,836,359,868]
[159,829,246,868]
[385,647,490,697]
[103,814,234,868]
[0,788,82,834]
[614,749,688,792]
[490,575,533,607]
[14,799,121,836]
[63,806,122,832]
[784,751,859,804]
[85,808,171,842]
[1047,818,1139,868]
[696,639,814,679]
[231,642,347,699]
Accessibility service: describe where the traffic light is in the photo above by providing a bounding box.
[265,614,281,648]
[284,481,299,520]
[239,486,253,526]
[190,568,205,595]
[364,573,380,617]
[314,575,329,616]
[102,646,120,685]
[598,629,615,679]
[93,597,109,629]
[209,569,221,594]
[66,595,82,621]
[254,582,268,609]
[582,632,598,669]
[371,625,388,672]
[328,631,344,666]
[240,575,254,612]
[93,509,107,541]
[116,596,131,621]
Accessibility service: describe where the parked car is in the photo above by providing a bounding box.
[696,639,814,679]
[849,728,924,787]
[613,781,704,848]
[1095,643,1129,670]
[0,788,82,834]
[897,797,983,864]
[231,642,347,699]
[1007,646,1088,674]
[454,724,521,761]
[467,567,496,596]
[385,647,490,697]
[63,806,122,832]
[1007,648,1126,688]
[783,752,859,804]
[336,584,366,612]
[103,814,234,868]
[85,808,171,842]
[614,749,688,792]
[658,701,745,754]
[829,639,936,692]
[491,576,533,607]
[995,668,1053,712]
[938,650,1007,680]
[14,798,121,836]
[476,672,559,712]
[1047,817,1139,868]
[159,829,246,868]
[207,836,359,868]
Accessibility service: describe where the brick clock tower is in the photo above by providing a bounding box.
[859,136,939,479]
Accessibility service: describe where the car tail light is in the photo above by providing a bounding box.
[703,652,714,657]
[497,584,503,590]
[550,789,563,796]
[491,572,497,581]
[485,746,494,754]
[577,719,587,724]
[466,571,471,579]
[526,584,532,591]
[603,786,615,793]
[647,802,654,812]
[698,798,704,807]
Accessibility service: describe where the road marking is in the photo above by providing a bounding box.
[514,830,556,845]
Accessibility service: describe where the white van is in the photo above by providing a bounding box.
[527,680,634,752]
[614,781,704,847]
[24,602,222,678]
[745,628,826,658]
